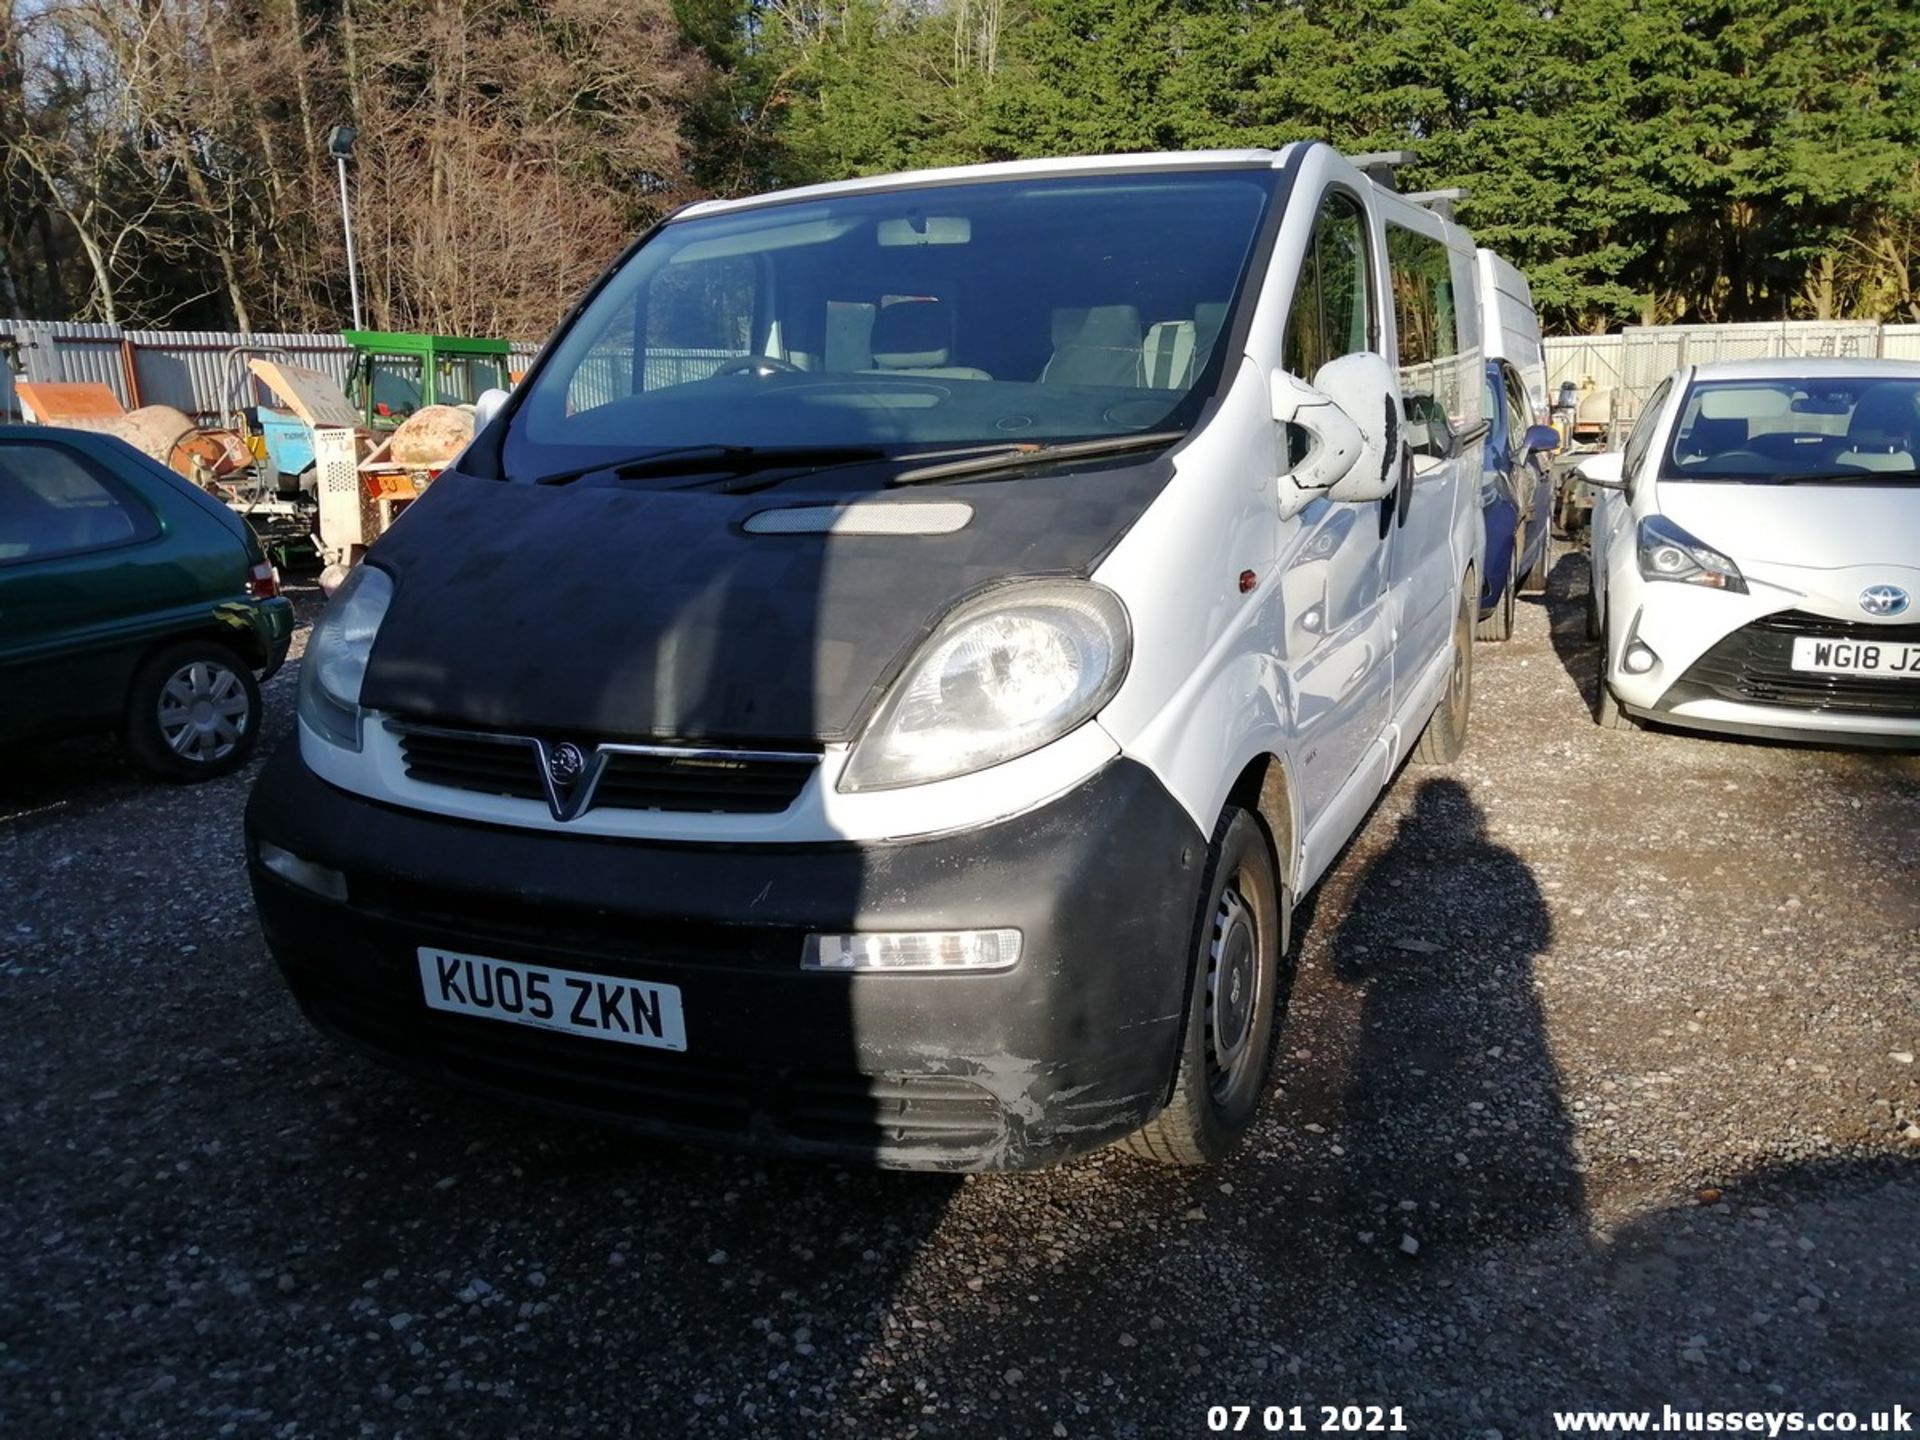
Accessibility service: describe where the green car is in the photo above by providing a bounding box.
[0,426,295,780]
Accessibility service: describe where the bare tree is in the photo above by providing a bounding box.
[3,0,705,335]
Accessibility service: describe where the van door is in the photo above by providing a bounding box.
[1501,361,1552,579]
[1383,221,1478,720]
[1275,188,1393,822]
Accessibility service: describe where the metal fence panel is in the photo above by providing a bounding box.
[3,320,540,424]
[1543,335,1623,391]
[1881,325,1920,361]
[122,330,358,423]
[3,320,131,415]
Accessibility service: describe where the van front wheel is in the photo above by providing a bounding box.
[1123,807,1287,1167]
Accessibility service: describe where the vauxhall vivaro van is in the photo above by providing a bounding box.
[247,145,1487,1170]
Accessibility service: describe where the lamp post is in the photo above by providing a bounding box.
[327,124,364,331]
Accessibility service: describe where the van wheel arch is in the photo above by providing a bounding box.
[1225,752,1297,896]
[1412,565,1476,766]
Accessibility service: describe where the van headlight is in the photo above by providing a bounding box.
[297,564,394,751]
[1636,515,1747,593]
[840,581,1130,792]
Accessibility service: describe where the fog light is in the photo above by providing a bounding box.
[1623,641,1659,675]
[258,841,348,901]
[801,929,1022,973]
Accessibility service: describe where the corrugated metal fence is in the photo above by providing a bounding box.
[0,320,541,424]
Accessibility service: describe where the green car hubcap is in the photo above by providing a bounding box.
[158,661,249,762]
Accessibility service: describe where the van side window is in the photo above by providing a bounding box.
[0,441,158,565]
[1386,224,1464,460]
[1283,192,1372,380]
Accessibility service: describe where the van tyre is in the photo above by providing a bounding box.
[1476,570,1514,642]
[124,640,262,781]
[1413,585,1474,765]
[1521,539,1550,596]
[1124,807,1287,1166]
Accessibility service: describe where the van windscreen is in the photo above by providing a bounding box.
[504,170,1277,480]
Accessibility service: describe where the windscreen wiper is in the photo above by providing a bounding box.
[532,444,889,487]
[888,431,1187,487]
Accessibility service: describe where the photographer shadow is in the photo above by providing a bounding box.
[1326,775,1582,1253]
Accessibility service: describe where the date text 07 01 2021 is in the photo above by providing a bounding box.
[1207,1406,1409,1434]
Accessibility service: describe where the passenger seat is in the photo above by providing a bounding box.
[1141,302,1230,389]
[1043,306,1144,387]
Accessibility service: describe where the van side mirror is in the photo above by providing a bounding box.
[472,387,510,432]
[1575,451,1627,490]
[1272,352,1399,515]
[1524,423,1561,455]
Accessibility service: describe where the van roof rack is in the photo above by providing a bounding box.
[1345,151,1471,217]
[1404,187,1469,220]
[1347,151,1416,191]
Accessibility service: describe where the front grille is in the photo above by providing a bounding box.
[1665,610,1920,717]
[388,721,818,817]
[306,986,1006,1154]
[595,750,813,813]
[395,727,545,801]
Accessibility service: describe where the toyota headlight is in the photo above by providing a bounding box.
[1636,515,1747,593]
[840,581,1130,792]
[297,564,394,750]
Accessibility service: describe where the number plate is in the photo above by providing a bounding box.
[1789,637,1920,678]
[417,948,687,1051]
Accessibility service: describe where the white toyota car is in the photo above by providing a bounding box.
[1580,359,1920,746]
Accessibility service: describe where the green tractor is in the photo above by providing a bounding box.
[343,331,514,430]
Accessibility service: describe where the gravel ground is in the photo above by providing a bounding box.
[3,557,1917,1440]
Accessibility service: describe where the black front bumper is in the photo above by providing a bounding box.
[245,745,1207,1171]
[1661,610,1920,720]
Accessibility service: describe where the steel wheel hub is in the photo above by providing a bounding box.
[1205,884,1260,1098]
[158,661,249,763]
[1448,612,1470,719]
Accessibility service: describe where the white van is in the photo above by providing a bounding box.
[248,145,1487,1170]
[1476,248,1547,418]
